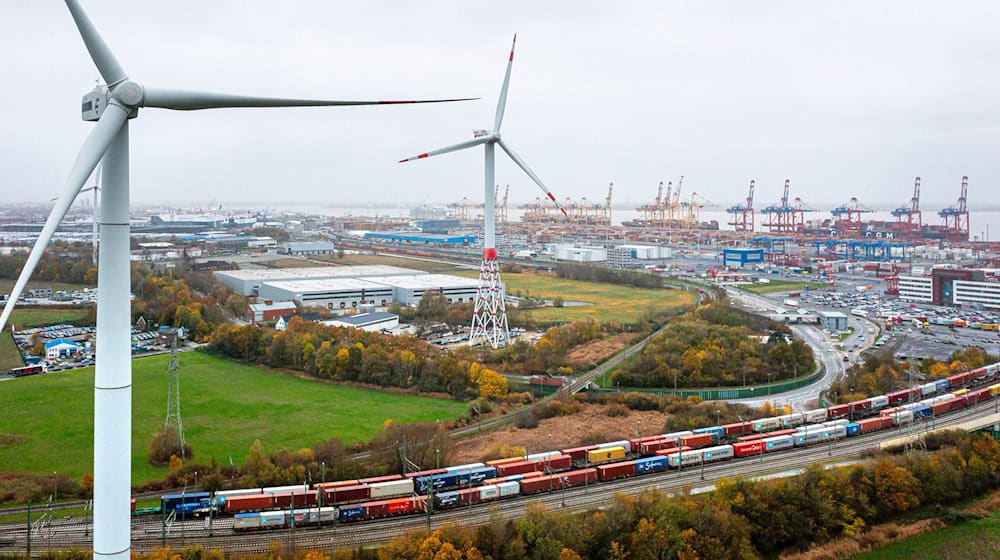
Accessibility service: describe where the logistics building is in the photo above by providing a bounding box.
[365,274,482,306]
[214,265,425,295]
[817,310,849,333]
[259,278,394,311]
[895,268,1000,309]
[323,312,400,332]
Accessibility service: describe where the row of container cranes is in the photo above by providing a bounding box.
[633,176,718,229]
[717,176,971,242]
[448,183,615,226]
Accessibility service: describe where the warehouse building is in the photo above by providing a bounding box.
[554,245,607,262]
[246,300,298,323]
[366,274,482,306]
[259,278,395,310]
[323,312,400,332]
[895,269,1000,309]
[278,241,336,256]
[608,245,673,268]
[214,265,425,295]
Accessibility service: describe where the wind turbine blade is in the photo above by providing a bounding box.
[142,87,477,111]
[497,138,566,215]
[398,137,489,163]
[0,105,128,333]
[493,34,516,131]
[65,0,128,85]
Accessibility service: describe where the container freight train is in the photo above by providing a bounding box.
[177,363,1000,531]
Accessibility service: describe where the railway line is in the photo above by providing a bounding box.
[4,400,997,556]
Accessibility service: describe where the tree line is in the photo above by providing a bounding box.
[613,301,814,388]
[556,262,664,289]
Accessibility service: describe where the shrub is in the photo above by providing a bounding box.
[515,413,539,429]
[605,403,629,417]
[149,428,193,466]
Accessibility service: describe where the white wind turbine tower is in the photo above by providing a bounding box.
[0,2,473,559]
[399,36,566,349]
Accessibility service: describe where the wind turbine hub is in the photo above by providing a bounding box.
[112,80,144,107]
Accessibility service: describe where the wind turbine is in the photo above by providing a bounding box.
[399,35,566,349]
[0,3,473,559]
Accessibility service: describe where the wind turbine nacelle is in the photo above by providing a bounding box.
[81,86,110,121]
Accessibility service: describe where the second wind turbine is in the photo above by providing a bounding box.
[400,35,566,349]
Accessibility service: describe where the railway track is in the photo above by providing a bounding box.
[4,400,997,555]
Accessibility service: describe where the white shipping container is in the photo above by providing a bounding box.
[668,449,704,468]
[264,484,307,494]
[763,435,794,452]
[234,514,261,530]
[700,445,735,462]
[260,511,286,527]
[525,451,561,461]
[660,430,694,440]
[370,478,414,499]
[804,409,829,423]
[869,395,890,408]
[446,463,485,473]
[479,485,500,501]
[823,419,849,427]
[498,481,520,497]
[597,440,633,453]
[753,417,781,432]
[921,382,939,396]
[777,413,806,427]
[890,410,914,424]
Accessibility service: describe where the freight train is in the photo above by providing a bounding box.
[156,363,1000,531]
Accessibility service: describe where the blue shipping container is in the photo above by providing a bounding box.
[161,492,210,513]
[433,492,460,509]
[635,456,668,474]
[845,423,861,436]
[935,379,949,391]
[693,426,726,440]
[338,506,365,522]
[416,467,497,493]
[913,404,933,419]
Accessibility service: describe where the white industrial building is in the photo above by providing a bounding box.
[897,275,933,303]
[323,312,400,332]
[554,245,607,262]
[953,280,1000,310]
[259,278,394,310]
[214,265,426,295]
[278,241,336,256]
[608,245,672,268]
[367,274,482,306]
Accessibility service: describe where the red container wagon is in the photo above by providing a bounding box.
[654,446,692,458]
[931,397,965,416]
[855,417,894,434]
[322,484,370,505]
[224,494,275,514]
[561,445,598,461]
[364,500,388,518]
[597,460,637,481]
[629,435,668,452]
[453,488,482,506]
[358,474,403,485]
[827,403,850,418]
[385,496,425,515]
[880,406,905,418]
[887,388,923,405]
[273,491,317,509]
[404,468,446,479]
[965,388,993,406]
[680,433,714,449]
[735,429,797,443]
[639,439,675,456]
[947,371,973,388]
[519,469,598,495]
[722,421,753,437]
[495,455,572,477]
[733,440,766,457]
[849,399,873,413]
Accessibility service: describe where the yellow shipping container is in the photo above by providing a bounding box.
[952,388,969,397]
[989,384,1000,396]
[587,446,626,464]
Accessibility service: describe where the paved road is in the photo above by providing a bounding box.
[724,288,871,409]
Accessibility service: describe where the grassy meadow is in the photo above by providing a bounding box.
[0,352,466,483]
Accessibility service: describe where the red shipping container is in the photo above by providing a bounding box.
[404,468,446,479]
[856,417,893,433]
[324,484,370,504]
[386,498,413,515]
[519,468,597,495]
[886,390,910,405]
[733,441,766,457]
[363,500,388,518]
[967,388,992,405]
[827,404,850,418]
[629,435,667,451]
[723,422,753,436]
[225,494,275,513]
[456,488,481,506]
[654,446,692,458]
[359,474,403,484]
[850,399,872,412]
[736,429,796,442]
[597,460,636,481]
[495,460,536,477]
[521,471,543,480]
[880,406,905,418]
[680,433,713,449]
[639,439,674,455]
[561,445,598,461]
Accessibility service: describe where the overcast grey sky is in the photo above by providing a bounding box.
[0,1,997,210]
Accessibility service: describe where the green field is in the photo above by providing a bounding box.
[740,279,828,295]
[11,307,92,328]
[0,280,93,294]
[851,513,1000,559]
[313,253,466,273]
[0,331,22,371]
[0,352,466,483]
[456,271,697,323]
